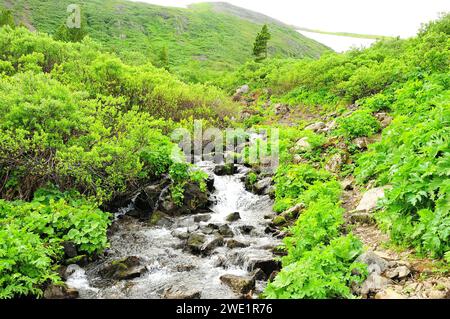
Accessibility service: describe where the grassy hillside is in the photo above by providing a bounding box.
[2,0,330,82]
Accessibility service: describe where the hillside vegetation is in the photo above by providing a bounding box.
[225,13,449,298]
[1,0,330,82]
[0,1,448,300]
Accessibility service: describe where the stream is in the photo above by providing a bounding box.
[65,161,280,299]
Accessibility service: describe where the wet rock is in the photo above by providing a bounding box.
[375,288,407,299]
[251,269,267,281]
[186,233,207,255]
[248,259,282,278]
[163,286,201,299]
[253,177,272,195]
[218,224,234,238]
[220,275,255,295]
[206,175,215,192]
[275,103,290,116]
[43,284,79,300]
[238,225,255,235]
[355,187,390,213]
[293,138,311,152]
[149,211,173,227]
[226,212,241,222]
[201,236,224,256]
[171,229,191,240]
[214,164,237,176]
[175,265,196,272]
[62,241,78,259]
[226,239,249,249]
[305,122,326,132]
[272,215,287,227]
[132,179,171,219]
[99,256,147,281]
[200,223,217,235]
[353,137,369,150]
[356,251,390,275]
[194,214,212,223]
[158,181,210,216]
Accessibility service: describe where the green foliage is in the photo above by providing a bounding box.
[2,0,329,82]
[54,23,87,43]
[336,110,381,138]
[265,235,367,299]
[253,24,271,61]
[0,189,110,298]
[273,164,331,213]
[0,7,15,28]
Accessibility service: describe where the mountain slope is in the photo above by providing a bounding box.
[2,0,330,81]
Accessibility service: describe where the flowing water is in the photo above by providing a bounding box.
[66,162,279,299]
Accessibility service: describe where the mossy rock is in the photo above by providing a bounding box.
[272,216,287,227]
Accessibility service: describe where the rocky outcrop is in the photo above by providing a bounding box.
[157,181,211,217]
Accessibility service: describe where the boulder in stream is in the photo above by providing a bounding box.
[214,164,237,176]
[44,284,79,299]
[226,212,241,222]
[163,286,201,299]
[248,259,282,278]
[99,256,147,281]
[186,233,207,255]
[220,274,255,295]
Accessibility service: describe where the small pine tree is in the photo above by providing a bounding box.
[159,46,170,70]
[253,24,271,61]
[0,8,15,28]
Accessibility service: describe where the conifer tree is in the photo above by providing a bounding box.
[253,24,271,61]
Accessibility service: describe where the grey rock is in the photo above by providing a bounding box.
[99,256,147,280]
[356,251,389,275]
[355,187,391,213]
[305,122,326,132]
[220,275,255,295]
[226,239,249,249]
[163,286,201,299]
[226,212,241,222]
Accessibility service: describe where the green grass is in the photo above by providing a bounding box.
[2,0,330,82]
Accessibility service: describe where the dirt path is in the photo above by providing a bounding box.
[343,185,450,299]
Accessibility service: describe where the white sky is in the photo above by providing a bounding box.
[130,0,449,37]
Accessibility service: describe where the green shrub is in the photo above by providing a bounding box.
[337,110,381,138]
[265,235,367,299]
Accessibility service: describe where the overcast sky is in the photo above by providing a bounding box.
[130,0,449,37]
